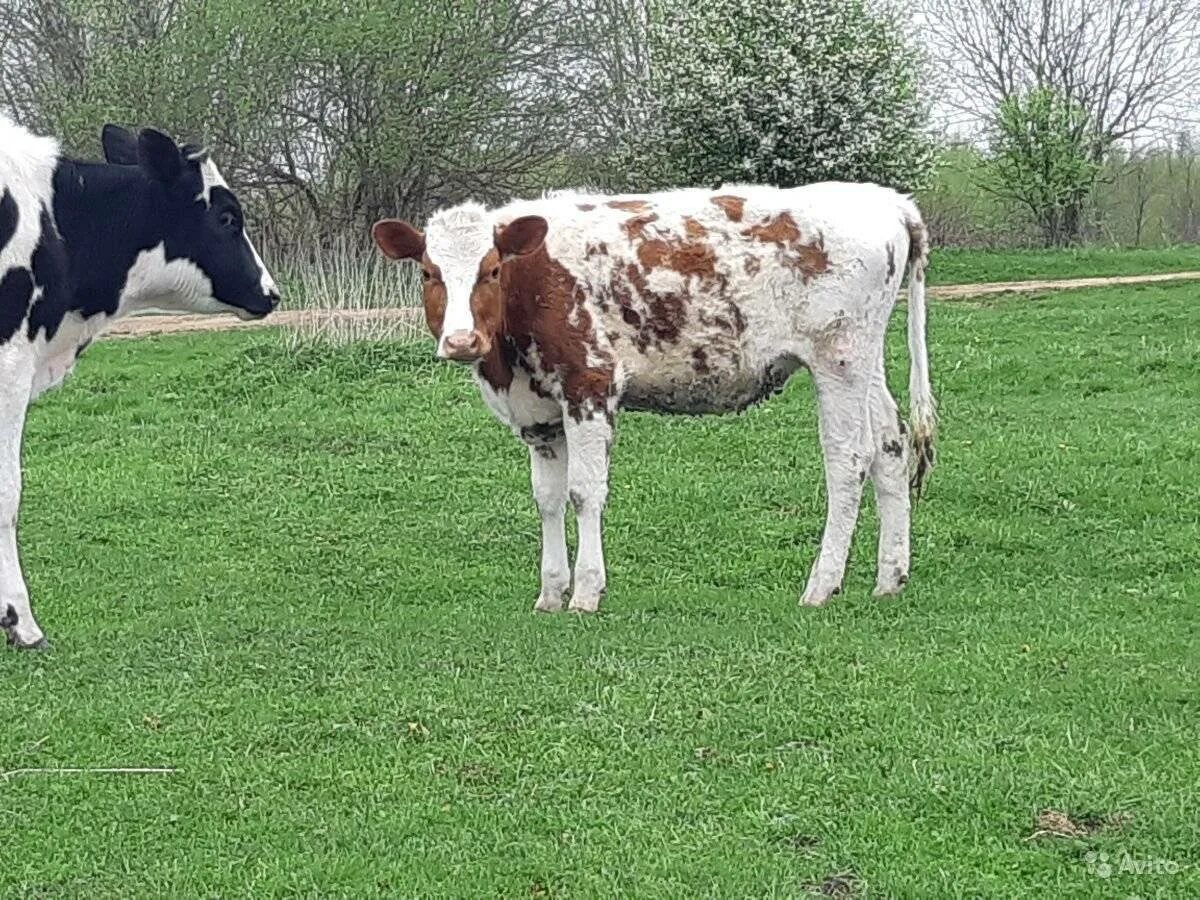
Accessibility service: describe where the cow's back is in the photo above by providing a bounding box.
[494,183,912,414]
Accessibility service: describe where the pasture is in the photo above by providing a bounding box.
[4,280,1199,896]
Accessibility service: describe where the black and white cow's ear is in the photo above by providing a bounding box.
[494,216,548,260]
[372,219,425,261]
[137,128,183,184]
[101,124,139,165]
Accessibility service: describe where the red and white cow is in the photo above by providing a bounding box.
[373,182,936,612]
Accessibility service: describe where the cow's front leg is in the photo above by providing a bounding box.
[527,432,570,612]
[0,384,46,649]
[564,411,612,613]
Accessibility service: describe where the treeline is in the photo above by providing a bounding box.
[0,0,931,257]
[922,137,1200,249]
[3,0,1197,254]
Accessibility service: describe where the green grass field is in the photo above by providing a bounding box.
[928,245,1200,285]
[5,283,1199,896]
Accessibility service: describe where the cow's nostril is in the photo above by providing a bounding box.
[441,330,483,360]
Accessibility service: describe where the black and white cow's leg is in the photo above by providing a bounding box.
[801,367,873,607]
[528,434,570,613]
[0,379,47,649]
[868,371,911,597]
[564,411,612,613]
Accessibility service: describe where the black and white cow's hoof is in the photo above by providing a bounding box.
[2,606,49,649]
[5,631,50,651]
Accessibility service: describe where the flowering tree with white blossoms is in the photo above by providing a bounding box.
[617,0,934,191]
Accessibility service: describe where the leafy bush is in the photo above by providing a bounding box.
[616,0,934,191]
[988,88,1099,247]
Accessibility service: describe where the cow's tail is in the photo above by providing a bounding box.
[901,199,936,498]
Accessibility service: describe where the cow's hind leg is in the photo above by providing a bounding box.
[868,374,911,597]
[801,367,873,607]
[527,433,570,612]
[564,413,611,613]
[0,377,47,649]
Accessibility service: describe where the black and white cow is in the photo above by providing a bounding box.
[0,116,280,648]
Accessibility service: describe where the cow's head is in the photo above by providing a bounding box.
[100,124,279,320]
[372,203,547,362]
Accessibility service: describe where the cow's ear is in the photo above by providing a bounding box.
[495,216,548,260]
[101,124,139,165]
[372,219,425,261]
[137,128,183,184]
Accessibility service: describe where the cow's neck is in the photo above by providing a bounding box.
[25,160,159,364]
[477,337,518,391]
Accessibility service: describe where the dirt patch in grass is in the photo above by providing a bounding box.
[804,872,859,896]
[1027,808,1133,840]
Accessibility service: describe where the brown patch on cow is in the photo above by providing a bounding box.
[743,212,802,246]
[711,195,745,222]
[499,247,613,421]
[527,374,555,401]
[636,237,717,279]
[691,347,710,375]
[624,263,687,351]
[730,302,746,335]
[577,203,596,211]
[698,291,746,341]
[1028,809,1132,840]
[418,254,448,339]
[607,199,651,212]
[476,342,515,392]
[742,213,830,282]
[622,213,659,241]
[682,216,707,239]
[744,256,761,276]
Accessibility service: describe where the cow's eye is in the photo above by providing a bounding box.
[218,210,238,230]
[490,266,501,280]
[422,269,433,282]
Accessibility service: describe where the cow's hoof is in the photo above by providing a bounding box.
[800,584,839,607]
[533,595,565,613]
[567,596,601,614]
[873,569,909,598]
[6,632,50,651]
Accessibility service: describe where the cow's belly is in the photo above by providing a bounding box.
[31,348,81,400]
[619,349,804,415]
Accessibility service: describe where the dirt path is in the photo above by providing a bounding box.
[105,270,1200,339]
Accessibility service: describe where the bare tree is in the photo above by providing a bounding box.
[924,0,1200,242]
[927,0,1200,143]
[1165,131,1200,243]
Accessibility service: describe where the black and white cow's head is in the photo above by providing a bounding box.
[94,124,279,320]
